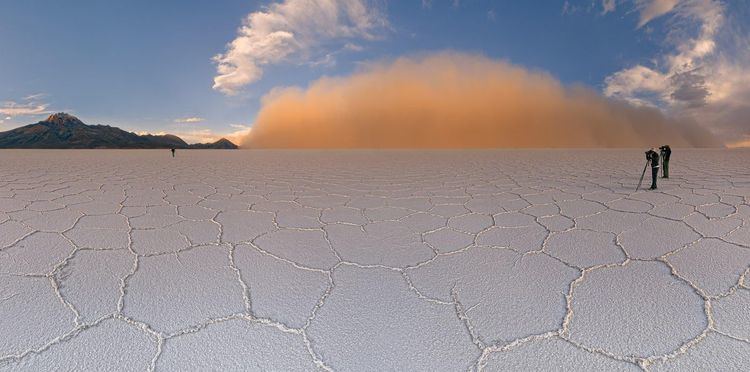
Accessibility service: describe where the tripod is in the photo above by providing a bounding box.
[636,159,649,192]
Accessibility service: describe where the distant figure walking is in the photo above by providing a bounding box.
[660,145,671,178]
[645,148,660,190]
[171,148,176,157]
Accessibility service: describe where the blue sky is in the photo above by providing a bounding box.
[1,0,748,144]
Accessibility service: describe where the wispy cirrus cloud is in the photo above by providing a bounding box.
[1,93,53,124]
[22,93,48,101]
[212,0,387,95]
[174,117,205,123]
[0,101,50,117]
[578,1,676,21]
[636,0,680,27]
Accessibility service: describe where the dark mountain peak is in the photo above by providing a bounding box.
[44,113,84,127]
[162,134,184,141]
[215,138,235,146]
[188,138,239,149]
[0,114,238,149]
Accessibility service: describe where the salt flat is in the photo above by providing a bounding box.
[1,149,749,371]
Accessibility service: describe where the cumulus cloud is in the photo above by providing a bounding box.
[605,65,670,106]
[213,0,386,95]
[174,117,205,123]
[606,0,722,107]
[605,0,750,144]
[240,53,718,149]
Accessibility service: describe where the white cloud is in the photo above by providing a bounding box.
[604,0,750,143]
[606,0,721,106]
[636,0,680,28]
[23,93,47,101]
[0,101,50,117]
[602,0,617,15]
[604,65,670,105]
[213,0,387,95]
[174,117,205,123]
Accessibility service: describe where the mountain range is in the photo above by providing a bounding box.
[0,113,238,149]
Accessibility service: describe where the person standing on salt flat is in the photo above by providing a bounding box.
[645,148,660,190]
[660,145,671,178]
[171,148,176,157]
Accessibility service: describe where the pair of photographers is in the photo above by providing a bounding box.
[644,145,671,190]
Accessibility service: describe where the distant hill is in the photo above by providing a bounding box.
[0,113,238,149]
[189,138,238,150]
[188,138,238,149]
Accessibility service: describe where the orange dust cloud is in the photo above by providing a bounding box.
[241,53,720,149]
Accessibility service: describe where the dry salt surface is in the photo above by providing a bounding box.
[1,149,749,371]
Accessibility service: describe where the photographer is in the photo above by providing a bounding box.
[659,145,671,178]
[645,148,660,190]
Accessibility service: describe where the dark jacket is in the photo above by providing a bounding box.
[660,146,671,161]
[646,150,660,168]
